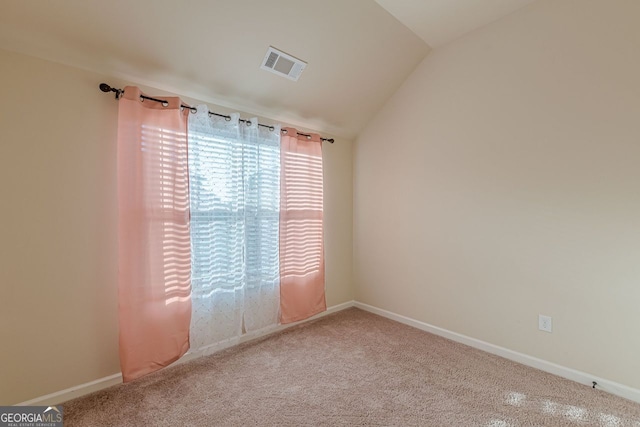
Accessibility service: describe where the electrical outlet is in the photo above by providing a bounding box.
[538,314,552,333]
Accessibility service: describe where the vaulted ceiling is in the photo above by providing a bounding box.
[375,0,535,48]
[0,0,535,140]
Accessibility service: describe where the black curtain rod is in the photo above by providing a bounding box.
[99,83,334,143]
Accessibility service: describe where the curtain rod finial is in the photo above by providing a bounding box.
[100,83,122,99]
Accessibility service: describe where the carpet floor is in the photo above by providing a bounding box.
[63,308,640,426]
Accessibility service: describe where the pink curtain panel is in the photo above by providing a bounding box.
[117,86,192,382]
[279,128,326,323]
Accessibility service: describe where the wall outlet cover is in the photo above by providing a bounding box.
[539,314,553,333]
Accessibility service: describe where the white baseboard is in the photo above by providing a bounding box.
[179,300,355,363]
[30,300,639,406]
[15,373,123,406]
[354,301,640,404]
[15,300,355,406]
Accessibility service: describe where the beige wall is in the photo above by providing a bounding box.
[354,0,640,390]
[0,48,353,405]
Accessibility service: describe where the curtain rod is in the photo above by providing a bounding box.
[99,83,334,143]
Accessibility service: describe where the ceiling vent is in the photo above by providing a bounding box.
[260,46,307,81]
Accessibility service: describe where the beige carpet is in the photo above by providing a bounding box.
[63,308,640,426]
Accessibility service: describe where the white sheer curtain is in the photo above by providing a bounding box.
[188,105,281,352]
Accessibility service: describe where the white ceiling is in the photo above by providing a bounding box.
[375,0,536,47]
[0,1,535,139]
[0,0,429,140]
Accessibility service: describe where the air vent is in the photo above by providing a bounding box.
[260,47,307,81]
